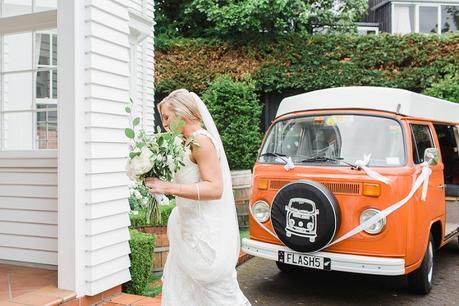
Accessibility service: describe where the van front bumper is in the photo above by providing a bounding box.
[242,238,405,276]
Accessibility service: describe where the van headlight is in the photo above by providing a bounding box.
[253,201,270,223]
[360,208,386,235]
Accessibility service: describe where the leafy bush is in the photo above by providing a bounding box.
[158,202,176,226]
[202,75,262,170]
[124,229,155,294]
[423,75,459,103]
[155,33,459,95]
[155,0,368,38]
[129,199,176,227]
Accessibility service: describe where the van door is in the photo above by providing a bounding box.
[433,124,459,240]
[409,123,445,238]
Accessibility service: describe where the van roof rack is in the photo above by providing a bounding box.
[276,86,459,124]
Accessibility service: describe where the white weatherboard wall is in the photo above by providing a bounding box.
[0,151,57,266]
[84,0,131,296]
[130,0,155,133]
[58,0,155,296]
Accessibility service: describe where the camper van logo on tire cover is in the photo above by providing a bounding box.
[271,180,341,253]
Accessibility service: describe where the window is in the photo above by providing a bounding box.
[411,124,434,164]
[393,4,415,34]
[434,124,459,183]
[260,115,406,167]
[393,3,459,34]
[0,0,56,17]
[419,6,439,33]
[441,6,459,33]
[0,29,57,150]
[0,0,57,151]
[36,31,57,149]
[357,26,379,35]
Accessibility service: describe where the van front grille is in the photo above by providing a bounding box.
[320,182,361,195]
[269,180,361,195]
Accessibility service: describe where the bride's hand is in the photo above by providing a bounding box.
[145,177,171,194]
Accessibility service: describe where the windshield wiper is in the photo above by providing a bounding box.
[260,152,291,164]
[301,156,357,169]
[260,152,287,158]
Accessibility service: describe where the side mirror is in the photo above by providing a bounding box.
[424,148,439,166]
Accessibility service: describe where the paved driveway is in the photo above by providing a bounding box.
[237,241,459,305]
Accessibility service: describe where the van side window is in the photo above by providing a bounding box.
[411,124,434,164]
[434,124,459,184]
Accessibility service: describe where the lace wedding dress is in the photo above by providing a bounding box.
[161,129,251,306]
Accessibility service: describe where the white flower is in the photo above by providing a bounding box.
[134,190,142,200]
[174,136,183,146]
[126,147,154,179]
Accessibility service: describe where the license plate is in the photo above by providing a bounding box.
[278,250,331,271]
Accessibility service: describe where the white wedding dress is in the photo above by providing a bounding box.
[161,129,251,306]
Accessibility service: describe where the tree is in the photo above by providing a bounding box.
[155,0,369,38]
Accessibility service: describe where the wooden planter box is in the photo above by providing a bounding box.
[135,225,169,274]
[231,169,252,229]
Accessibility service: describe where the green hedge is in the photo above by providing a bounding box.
[202,75,262,170]
[423,75,459,103]
[155,33,459,96]
[158,202,175,226]
[129,200,176,227]
[123,229,155,294]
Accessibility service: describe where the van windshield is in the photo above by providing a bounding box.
[259,115,405,167]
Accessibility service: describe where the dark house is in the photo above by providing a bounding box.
[364,0,459,34]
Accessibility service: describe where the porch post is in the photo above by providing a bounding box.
[57,0,86,296]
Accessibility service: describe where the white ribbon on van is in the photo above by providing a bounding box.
[248,161,432,250]
[355,154,391,185]
[328,162,431,247]
[274,156,295,171]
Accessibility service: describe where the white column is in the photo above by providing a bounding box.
[437,5,441,34]
[57,0,86,296]
[414,5,420,33]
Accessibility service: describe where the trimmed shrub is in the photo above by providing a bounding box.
[202,75,262,170]
[423,76,459,103]
[155,33,459,95]
[158,202,175,226]
[123,229,155,294]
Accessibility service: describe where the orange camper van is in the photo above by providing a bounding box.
[242,86,459,294]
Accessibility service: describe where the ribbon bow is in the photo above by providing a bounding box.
[355,154,391,185]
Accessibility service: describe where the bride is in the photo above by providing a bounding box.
[145,89,251,306]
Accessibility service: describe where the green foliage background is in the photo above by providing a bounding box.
[155,33,459,96]
[155,0,368,39]
[202,76,262,170]
[155,33,459,170]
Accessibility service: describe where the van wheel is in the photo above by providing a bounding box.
[407,234,434,295]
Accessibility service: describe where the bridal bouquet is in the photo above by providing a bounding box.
[125,101,189,224]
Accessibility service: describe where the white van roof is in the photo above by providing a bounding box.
[276,86,459,123]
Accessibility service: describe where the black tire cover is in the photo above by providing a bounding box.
[271,180,341,253]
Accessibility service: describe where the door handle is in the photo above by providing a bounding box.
[438,184,445,189]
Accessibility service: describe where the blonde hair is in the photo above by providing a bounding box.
[157,89,202,122]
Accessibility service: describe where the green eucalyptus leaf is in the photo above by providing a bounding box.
[133,117,141,126]
[125,128,135,139]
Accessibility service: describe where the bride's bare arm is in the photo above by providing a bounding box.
[145,134,223,200]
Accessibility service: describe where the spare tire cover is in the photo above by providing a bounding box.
[271,180,341,253]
